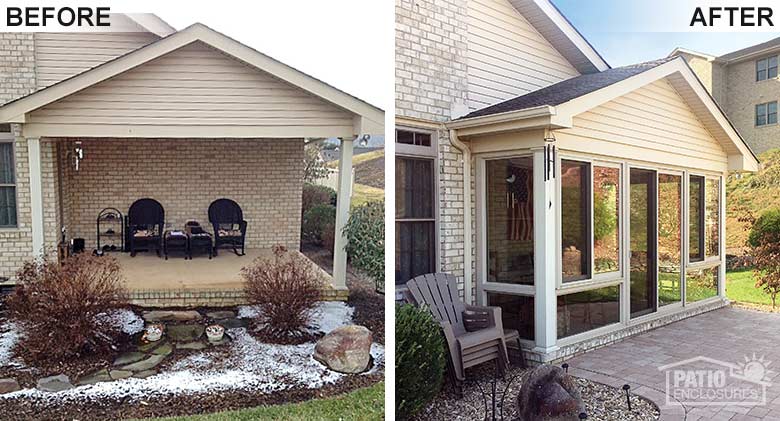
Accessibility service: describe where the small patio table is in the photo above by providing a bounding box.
[164,230,189,260]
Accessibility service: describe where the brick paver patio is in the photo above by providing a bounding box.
[567,306,780,420]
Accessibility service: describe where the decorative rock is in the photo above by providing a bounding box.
[0,378,20,394]
[313,325,372,374]
[517,365,585,421]
[206,324,225,342]
[178,341,207,350]
[151,342,173,356]
[120,354,166,372]
[217,318,245,330]
[138,339,167,353]
[143,310,202,322]
[37,374,74,392]
[167,324,205,342]
[133,370,157,379]
[208,338,229,346]
[109,370,133,380]
[206,311,235,319]
[79,369,111,386]
[113,352,147,366]
[142,323,164,342]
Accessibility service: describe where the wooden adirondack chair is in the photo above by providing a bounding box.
[406,273,510,385]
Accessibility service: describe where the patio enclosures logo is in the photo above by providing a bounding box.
[660,355,773,406]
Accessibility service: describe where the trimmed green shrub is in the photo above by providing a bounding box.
[302,183,336,217]
[302,204,336,244]
[748,209,780,307]
[748,209,780,248]
[396,304,446,420]
[344,201,384,283]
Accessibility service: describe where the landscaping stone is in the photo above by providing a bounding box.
[120,354,166,372]
[138,339,167,353]
[113,351,147,366]
[218,318,245,330]
[167,324,204,342]
[313,325,372,374]
[151,342,173,356]
[206,311,235,319]
[142,310,202,322]
[0,378,20,394]
[133,370,157,379]
[208,338,229,346]
[37,374,74,392]
[108,370,133,380]
[517,365,585,421]
[178,341,207,350]
[78,369,111,386]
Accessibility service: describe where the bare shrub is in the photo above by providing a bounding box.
[241,245,321,343]
[5,254,129,363]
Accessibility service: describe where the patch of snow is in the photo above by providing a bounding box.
[238,301,355,334]
[0,320,23,368]
[0,303,384,402]
[236,304,261,319]
[95,309,144,335]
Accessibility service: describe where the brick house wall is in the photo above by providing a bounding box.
[54,138,304,253]
[723,58,780,154]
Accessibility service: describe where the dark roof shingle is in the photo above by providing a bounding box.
[458,57,677,120]
[719,36,780,62]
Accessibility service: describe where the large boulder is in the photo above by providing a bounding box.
[143,310,202,322]
[517,365,585,421]
[0,378,20,394]
[313,325,372,374]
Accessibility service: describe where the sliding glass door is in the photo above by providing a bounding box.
[630,169,657,318]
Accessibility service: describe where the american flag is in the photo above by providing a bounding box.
[507,167,533,241]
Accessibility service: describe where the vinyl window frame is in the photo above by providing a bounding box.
[756,56,778,81]
[755,101,778,127]
[0,136,17,229]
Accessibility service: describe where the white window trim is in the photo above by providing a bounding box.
[755,101,778,127]
[0,135,18,230]
[657,170,685,310]
[756,56,779,82]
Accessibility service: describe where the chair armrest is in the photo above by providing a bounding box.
[465,304,504,331]
[239,220,248,234]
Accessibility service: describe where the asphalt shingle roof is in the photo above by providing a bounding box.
[458,57,678,120]
[719,36,780,62]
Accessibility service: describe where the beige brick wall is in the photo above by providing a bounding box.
[724,58,780,154]
[55,138,304,252]
[0,33,35,105]
[0,128,32,280]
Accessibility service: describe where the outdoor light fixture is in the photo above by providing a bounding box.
[74,141,84,171]
[544,135,556,181]
[358,134,370,147]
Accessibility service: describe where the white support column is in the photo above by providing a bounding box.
[332,137,355,291]
[533,148,558,356]
[719,173,727,299]
[27,137,45,259]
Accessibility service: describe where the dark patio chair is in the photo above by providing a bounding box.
[208,198,247,256]
[406,273,511,390]
[127,198,164,258]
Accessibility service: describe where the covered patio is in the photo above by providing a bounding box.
[0,23,383,306]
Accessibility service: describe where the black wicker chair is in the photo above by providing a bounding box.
[127,198,165,258]
[208,198,247,256]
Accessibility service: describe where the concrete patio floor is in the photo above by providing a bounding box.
[567,306,780,420]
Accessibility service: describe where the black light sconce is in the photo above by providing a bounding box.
[544,136,556,181]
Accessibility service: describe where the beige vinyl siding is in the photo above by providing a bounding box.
[35,32,159,89]
[466,0,580,110]
[29,42,354,129]
[557,78,729,172]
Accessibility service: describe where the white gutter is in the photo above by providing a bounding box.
[449,129,473,304]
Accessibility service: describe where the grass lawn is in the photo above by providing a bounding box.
[352,183,384,207]
[145,382,384,421]
[726,269,774,306]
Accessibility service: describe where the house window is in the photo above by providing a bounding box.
[757,56,778,81]
[396,129,431,147]
[487,292,534,340]
[0,142,16,228]
[705,178,720,257]
[486,157,534,285]
[689,175,705,262]
[593,166,620,274]
[686,266,719,303]
[557,284,620,338]
[396,156,436,284]
[658,174,682,306]
[756,101,777,126]
[561,160,591,282]
[629,168,658,318]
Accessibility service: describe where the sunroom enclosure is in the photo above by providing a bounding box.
[475,147,726,361]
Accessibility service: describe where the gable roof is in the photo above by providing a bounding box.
[509,0,610,74]
[126,13,176,37]
[0,23,383,134]
[718,36,780,63]
[449,56,758,171]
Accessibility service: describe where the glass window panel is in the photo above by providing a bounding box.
[395,221,435,285]
[705,178,720,257]
[689,176,704,262]
[395,157,433,219]
[486,157,534,285]
[770,57,778,78]
[415,133,431,147]
[0,186,16,227]
[561,160,591,282]
[658,174,682,306]
[757,59,768,81]
[769,102,778,125]
[396,129,414,145]
[630,169,657,318]
[757,104,767,126]
[593,166,620,274]
[557,285,620,338]
[686,266,719,302]
[487,293,534,340]
[0,143,12,184]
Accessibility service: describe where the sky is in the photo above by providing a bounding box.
[553,0,779,67]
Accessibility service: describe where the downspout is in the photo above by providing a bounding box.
[449,129,473,304]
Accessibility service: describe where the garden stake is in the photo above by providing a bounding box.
[562,363,569,373]
[623,384,632,411]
